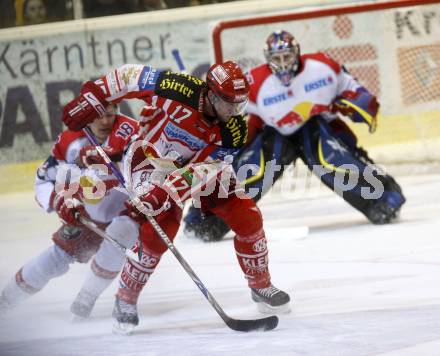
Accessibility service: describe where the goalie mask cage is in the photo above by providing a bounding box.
[212,0,440,164]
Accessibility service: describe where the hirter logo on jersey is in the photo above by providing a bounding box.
[304,76,334,93]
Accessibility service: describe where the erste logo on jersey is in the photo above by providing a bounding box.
[164,122,207,151]
[263,89,294,106]
[139,66,160,90]
[304,76,334,93]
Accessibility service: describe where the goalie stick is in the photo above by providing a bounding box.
[82,126,279,332]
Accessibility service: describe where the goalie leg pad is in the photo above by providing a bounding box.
[183,207,230,242]
[234,126,298,202]
[297,116,405,223]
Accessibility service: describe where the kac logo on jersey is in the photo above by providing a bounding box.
[304,76,333,93]
[139,66,160,90]
[263,89,294,106]
[164,122,207,151]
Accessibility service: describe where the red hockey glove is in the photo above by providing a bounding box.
[62,81,108,131]
[50,190,87,226]
[125,185,172,224]
[76,145,123,168]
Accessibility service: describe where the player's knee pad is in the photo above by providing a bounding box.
[18,245,73,292]
[210,196,263,238]
[52,224,103,263]
[93,216,140,273]
[298,117,405,223]
[139,207,182,256]
[234,126,297,202]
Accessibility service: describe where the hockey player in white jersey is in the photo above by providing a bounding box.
[184,30,406,241]
[0,105,139,319]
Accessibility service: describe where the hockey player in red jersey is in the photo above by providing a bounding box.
[184,30,406,241]
[61,61,291,333]
[0,105,140,319]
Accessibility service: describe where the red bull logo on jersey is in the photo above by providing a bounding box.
[304,76,334,93]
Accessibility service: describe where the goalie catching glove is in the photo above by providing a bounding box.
[332,87,379,133]
[63,81,108,131]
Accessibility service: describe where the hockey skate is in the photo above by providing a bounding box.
[70,290,98,321]
[112,296,139,335]
[0,293,10,316]
[251,285,291,314]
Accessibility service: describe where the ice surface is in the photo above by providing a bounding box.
[0,173,439,356]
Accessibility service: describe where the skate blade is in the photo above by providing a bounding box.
[112,321,136,335]
[70,314,89,323]
[255,301,291,315]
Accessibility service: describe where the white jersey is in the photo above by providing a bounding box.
[35,115,138,224]
[246,52,360,136]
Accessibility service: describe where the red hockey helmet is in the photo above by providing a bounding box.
[206,61,250,121]
[264,30,301,86]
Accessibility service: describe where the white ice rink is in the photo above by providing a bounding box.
[0,171,440,356]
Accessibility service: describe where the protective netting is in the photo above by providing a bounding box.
[213,1,440,164]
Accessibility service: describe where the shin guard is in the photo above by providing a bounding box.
[117,245,162,305]
[234,229,271,288]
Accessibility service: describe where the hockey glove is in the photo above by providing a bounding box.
[76,145,123,169]
[125,185,172,223]
[332,88,379,133]
[62,81,108,131]
[50,190,88,226]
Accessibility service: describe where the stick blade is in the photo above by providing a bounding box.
[225,315,279,332]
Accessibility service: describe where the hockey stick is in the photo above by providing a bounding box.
[83,126,278,332]
[78,214,140,263]
[171,49,187,74]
